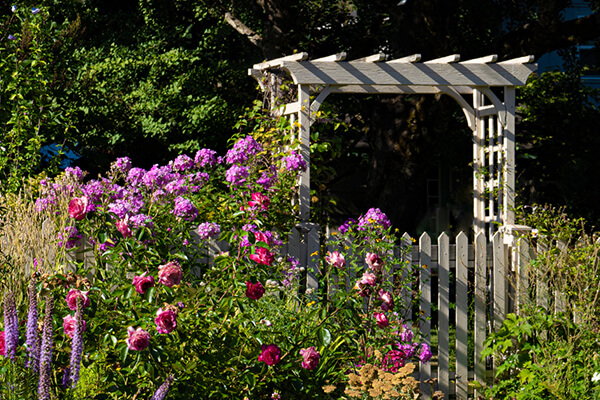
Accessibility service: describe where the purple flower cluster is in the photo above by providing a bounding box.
[225,165,250,186]
[225,136,263,165]
[66,297,85,388]
[151,374,174,400]
[256,166,278,190]
[112,156,132,175]
[173,197,198,221]
[25,279,40,371]
[283,151,307,172]
[3,291,18,360]
[197,222,221,240]
[357,208,391,231]
[172,154,195,172]
[58,226,81,249]
[194,148,219,168]
[65,166,84,182]
[38,295,54,400]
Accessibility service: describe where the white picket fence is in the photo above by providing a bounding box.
[279,224,533,400]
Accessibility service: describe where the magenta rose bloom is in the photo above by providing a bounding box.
[132,273,155,294]
[63,315,87,339]
[247,192,270,210]
[375,312,390,328]
[325,251,345,268]
[116,218,132,238]
[245,281,265,300]
[378,289,395,312]
[366,252,384,272]
[249,247,274,266]
[0,331,5,356]
[65,289,91,311]
[155,308,178,334]
[300,346,320,370]
[258,344,281,366]
[126,327,150,351]
[68,197,89,220]
[158,261,183,287]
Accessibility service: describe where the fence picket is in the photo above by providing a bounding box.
[492,231,506,332]
[474,232,487,390]
[438,232,450,395]
[419,232,432,397]
[400,233,414,321]
[455,232,469,399]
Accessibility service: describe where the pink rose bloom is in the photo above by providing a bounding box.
[132,273,155,294]
[300,346,320,370]
[158,261,183,287]
[378,289,394,312]
[116,217,132,238]
[68,197,89,220]
[375,312,390,328]
[258,344,281,366]
[366,252,384,272]
[325,251,345,268]
[245,281,265,300]
[359,271,377,286]
[248,192,270,210]
[249,247,274,266]
[155,308,178,334]
[63,314,87,338]
[65,289,91,311]
[254,231,269,244]
[0,331,4,356]
[126,327,150,351]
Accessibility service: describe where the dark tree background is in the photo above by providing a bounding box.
[2,0,599,233]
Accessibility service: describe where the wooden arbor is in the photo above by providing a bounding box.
[249,52,537,236]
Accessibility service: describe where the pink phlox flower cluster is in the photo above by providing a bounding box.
[225,136,263,165]
[419,343,432,363]
[172,196,198,221]
[225,165,250,186]
[129,214,154,229]
[171,154,194,172]
[64,166,84,182]
[338,218,356,234]
[197,222,221,240]
[194,148,219,168]
[399,324,413,342]
[280,256,300,287]
[283,150,307,172]
[126,167,147,187]
[357,208,391,231]
[256,165,278,190]
[143,165,175,189]
[188,172,209,192]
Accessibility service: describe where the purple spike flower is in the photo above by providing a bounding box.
[38,295,54,400]
[3,291,18,360]
[25,278,40,371]
[68,297,85,388]
[151,374,174,400]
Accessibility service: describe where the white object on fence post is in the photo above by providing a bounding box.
[437,232,450,395]
[474,232,487,391]
[419,232,432,397]
[455,232,469,399]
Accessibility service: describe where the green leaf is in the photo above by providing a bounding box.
[318,328,331,346]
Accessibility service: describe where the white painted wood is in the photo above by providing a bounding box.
[438,232,450,395]
[517,238,530,313]
[310,86,333,125]
[328,84,474,94]
[499,55,535,64]
[455,232,469,400]
[312,52,347,62]
[492,232,506,332]
[474,233,487,390]
[400,232,414,320]
[419,233,432,397]
[298,84,311,222]
[253,52,308,69]
[273,101,301,116]
[461,55,498,64]
[351,52,386,62]
[437,86,476,130]
[388,54,422,63]
[424,54,460,63]
[278,61,537,86]
[476,104,497,117]
[503,86,516,226]
[473,90,486,235]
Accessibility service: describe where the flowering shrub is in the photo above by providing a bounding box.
[0,128,432,399]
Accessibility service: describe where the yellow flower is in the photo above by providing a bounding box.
[311,251,318,257]
[307,301,316,307]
